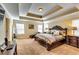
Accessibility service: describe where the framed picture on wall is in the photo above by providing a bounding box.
[29,24,34,29]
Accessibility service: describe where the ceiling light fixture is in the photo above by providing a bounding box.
[39,8,43,12]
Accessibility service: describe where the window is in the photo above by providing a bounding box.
[38,24,43,33]
[72,20,79,36]
[44,23,48,32]
[16,23,24,34]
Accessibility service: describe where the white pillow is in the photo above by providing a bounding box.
[53,30,59,35]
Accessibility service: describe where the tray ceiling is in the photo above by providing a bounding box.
[1,3,79,21]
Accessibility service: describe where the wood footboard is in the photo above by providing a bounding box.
[35,37,66,51]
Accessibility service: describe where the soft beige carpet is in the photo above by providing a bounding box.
[17,39,79,55]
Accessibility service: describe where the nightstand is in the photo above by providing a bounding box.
[66,36,79,48]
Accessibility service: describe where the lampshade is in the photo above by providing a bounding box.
[67,26,77,30]
[71,27,77,30]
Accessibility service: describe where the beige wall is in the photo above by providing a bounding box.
[48,19,73,35]
[13,20,42,39]
[0,15,13,45]
[6,18,13,42]
[9,19,13,42]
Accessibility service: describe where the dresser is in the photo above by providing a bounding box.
[66,36,79,48]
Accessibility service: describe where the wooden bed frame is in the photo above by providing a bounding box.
[35,36,66,51]
[34,25,67,51]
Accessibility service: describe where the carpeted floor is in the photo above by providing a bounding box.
[17,39,79,55]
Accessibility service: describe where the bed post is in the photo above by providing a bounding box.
[64,28,67,39]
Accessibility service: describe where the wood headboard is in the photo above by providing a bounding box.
[50,25,64,30]
[49,25,67,37]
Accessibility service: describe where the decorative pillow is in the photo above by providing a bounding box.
[53,30,59,35]
[59,31,65,36]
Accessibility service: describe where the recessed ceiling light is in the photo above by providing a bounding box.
[39,8,43,12]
